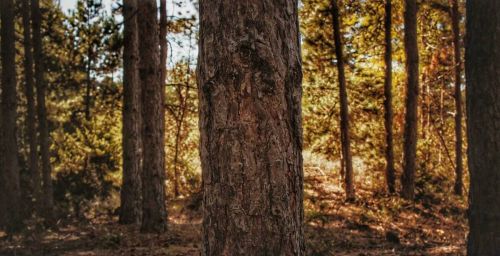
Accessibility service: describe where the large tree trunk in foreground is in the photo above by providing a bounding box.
[401,0,419,201]
[0,0,23,233]
[331,0,355,201]
[450,0,463,196]
[383,0,396,194]
[32,0,55,223]
[465,0,500,254]
[137,0,167,233]
[22,0,43,211]
[120,0,142,225]
[198,0,305,254]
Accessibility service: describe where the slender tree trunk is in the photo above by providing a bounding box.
[465,0,500,254]
[331,0,355,201]
[450,0,463,196]
[22,0,42,211]
[120,0,142,225]
[198,1,305,254]
[137,0,167,233]
[160,0,167,87]
[401,0,419,200]
[32,0,55,223]
[0,0,23,233]
[383,0,396,194]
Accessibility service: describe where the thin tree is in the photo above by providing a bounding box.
[465,0,500,254]
[401,0,419,200]
[450,0,463,196]
[137,0,167,233]
[331,0,355,200]
[119,0,142,225]
[198,0,305,254]
[0,0,23,232]
[32,0,55,222]
[383,0,396,194]
[22,0,43,211]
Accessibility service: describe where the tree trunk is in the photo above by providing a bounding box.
[450,0,463,196]
[22,0,42,212]
[331,0,355,201]
[0,0,23,233]
[401,0,419,200]
[465,0,500,254]
[159,0,167,88]
[32,0,55,223]
[198,1,305,254]
[120,0,142,225]
[137,0,167,233]
[383,0,396,194]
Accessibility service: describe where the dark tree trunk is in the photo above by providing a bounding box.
[450,0,463,196]
[0,0,23,233]
[383,0,396,194]
[22,0,42,211]
[465,0,500,254]
[120,0,142,225]
[137,0,167,233]
[401,0,419,201]
[331,0,355,201]
[32,0,55,223]
[198,0,305,254]
[160,0,167,88]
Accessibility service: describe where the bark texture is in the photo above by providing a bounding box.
[22,0,43,210]
[198,0,305,254]
[0,0,23,233]
[331,0,355,200]
[137,0,167,233]
[120,0,142,225]
[32,0,55,223]
[465,0,500,254]
[450,0,463,196]
[401,0,419,200]
[383,0,396,194]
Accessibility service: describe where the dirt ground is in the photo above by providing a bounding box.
[0,166,468,256]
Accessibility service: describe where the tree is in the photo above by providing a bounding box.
[383,0,396,194]
[331,0,355,200]
[0,0,23,232]
[465,0,500,254]
[137,0,167,233]
[119,0,142,225]
[22,0,43,211]
[401,0,419,200]
[198,0,305,254]
[450,0,463,196]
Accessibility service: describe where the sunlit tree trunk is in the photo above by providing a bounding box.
[383,0,396,194]
[22,0,42,212]
[331,0,355,201]
[120,0,142,225]
[198,0,305,254]
[465,0,500,254]
[401,0,419,200]
[0,0,23,233]
[450,0,463,196]
[137,0,167,233]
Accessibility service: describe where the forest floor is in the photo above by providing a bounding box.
[0,156,468,256]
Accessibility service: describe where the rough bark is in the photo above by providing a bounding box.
[465,0,500,254]
[119,0,142,225]
[32,0,55,222]
[198,0,305,254]
[137,0,167,233]
[450,0,463,196]
[383,0,396,194]
[160,0,167,88]
[401,0,419,201]
[0,0,23,233]
[22,0,43,211]
[331,0,355,201]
